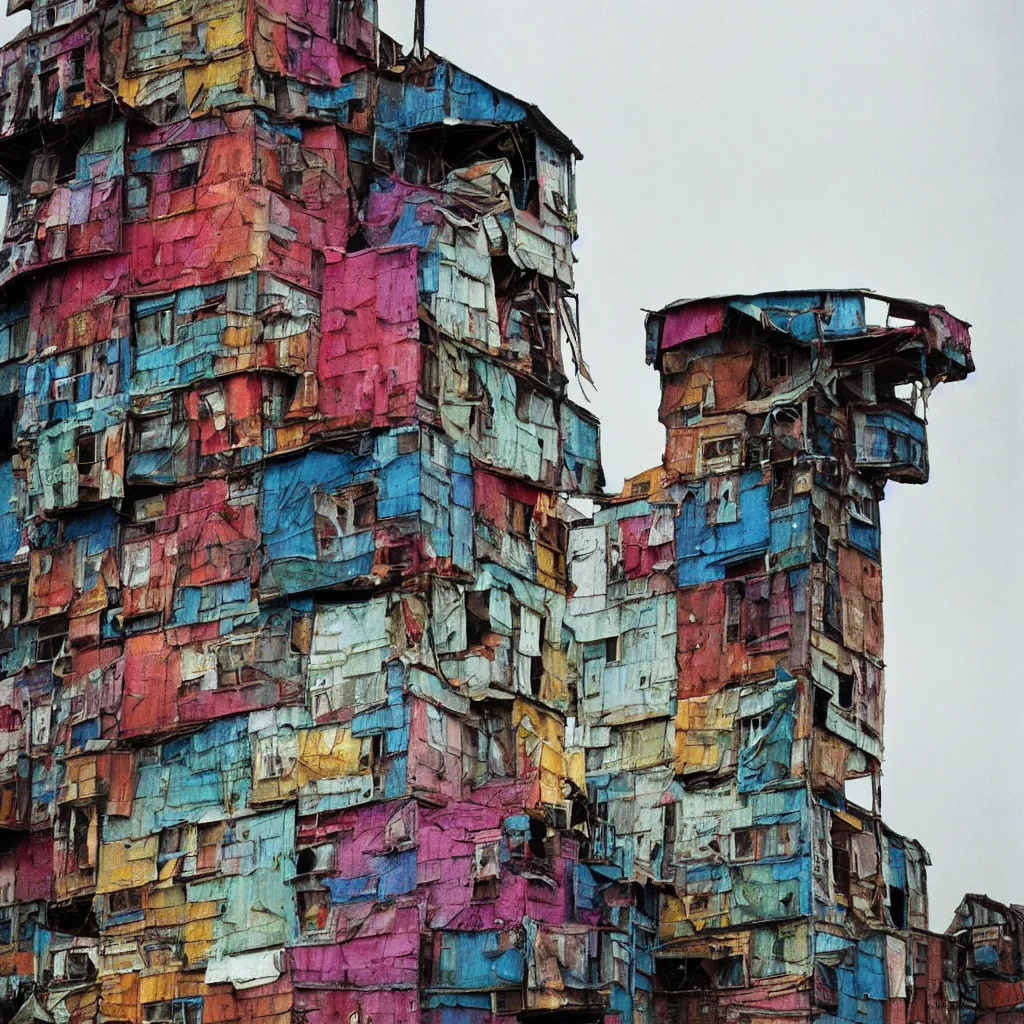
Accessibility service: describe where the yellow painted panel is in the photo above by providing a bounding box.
[138,971,178,1005]
[96,836,158,894]
[205,15,247,52]
[297,725,365,782]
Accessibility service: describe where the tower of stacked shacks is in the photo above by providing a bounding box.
[0,0,990,1022]
[564,292,974,1024]
[0,1,607,1022]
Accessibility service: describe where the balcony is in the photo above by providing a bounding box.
[851,405,928,484]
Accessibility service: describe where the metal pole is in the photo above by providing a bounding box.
[412,0,425,59]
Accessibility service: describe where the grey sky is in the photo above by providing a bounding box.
[375,0,1023,928]
[0,0,1016,930]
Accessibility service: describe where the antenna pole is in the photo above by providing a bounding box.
[413,0,425,60]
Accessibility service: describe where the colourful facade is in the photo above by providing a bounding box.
[568,292,974,1024]
[0,3,995,1024]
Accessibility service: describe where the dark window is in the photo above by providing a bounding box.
[506,498,533,537]
[35,614,68,663]
[813,522,830,563]
[815,962,839,1012]
[725,581,744,644]
[420,346,440,403]
[837,673,855,710]
[158,826,183,862]
[824,568,843,641]
[744,580,771,642]
[605,636,621,663]
[65,950,95,980]
[663,802,676,855]
[314,482,376,555]
[732,828,755,861]
[68,47,86,90]
[9,319,28,360]
[133,302,174,352]
[0,393,17,458]
[527,818,547,858]
[831,825,851,899]
[419,930,435,988]
[715,955,746,989]
[702,436,741,467]
[537,516,568,563]
[515,380,534,421]
[745,436,770,468]
[818,459,842,490]
[10,582,28,623]
[766,347,792,380]
[76,432,97,476]
[465,590,491,647]
[770,461,793,508]
[889,885,906,928]
[813,686,831,729]
[472,877,499,901]
[38,67,57,116]
[170,162,199,190]
[71,808,91,870]
[143,1000,202,1024]
[349,487,376,531]
[914,941,929,976]
[109,888,142,915]
[530,654,543,698]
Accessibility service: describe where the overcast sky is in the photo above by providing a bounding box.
[0,1,1018,929]
[375,0,1022,928]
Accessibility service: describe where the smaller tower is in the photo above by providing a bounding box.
[567,290,973,1024]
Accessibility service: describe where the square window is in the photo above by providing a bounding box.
[65,950,94,981]
[766,347,792,380]
[158,826,183,861]
[134,304,174,352]
[76,433,96,475]
[298,888,331,934]
[732,828,756,861]
[741,713,768,746]
[170,163,199,190]
[506,498,533,537]
[701,436,741,472]
[109,887,142,915]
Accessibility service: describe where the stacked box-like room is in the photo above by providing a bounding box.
[0,1,608,1021]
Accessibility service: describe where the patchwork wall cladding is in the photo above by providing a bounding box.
[0,2,1004,1023]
